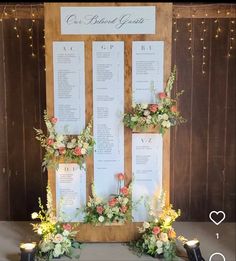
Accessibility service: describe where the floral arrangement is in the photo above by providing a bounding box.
[83,173,133,225]
[129,192,181,260]
[31,186,81,260]
[34,110,95,170]
[123,66,186,134]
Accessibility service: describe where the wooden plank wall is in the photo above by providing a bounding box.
[171,17,236,221]
[0,17,47,220]
[0,4,235,223]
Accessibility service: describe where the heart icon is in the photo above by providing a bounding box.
[209,211,226,225]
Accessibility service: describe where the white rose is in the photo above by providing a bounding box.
[162,113,168,120]
[113,207,119,213]
[71,138,76,143]
[143,221,150,229]
[81,148,87,155]
[165,121,171,128]
[53,233,63,244]
[67,142,75,149]
[156,240,163,248]
[122,198,129,205]
[53,243,62,258]
[156,247,163,254]
[162,121,168,127]
[37,228,42,235]
[147,115,152,119]
[143,110,150,116]
[146,119,151,124]
[158,115,163,121]
[141,103,148,109]
[98,216,105,223]
[83,142,89,149]
[159,232,168,242]
[107,213,113,219]
[31,212,38,219]
[62,230,70,237]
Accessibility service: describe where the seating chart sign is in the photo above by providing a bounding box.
[93,41,124,198]
[56,164,86,222]
[53,41,85,134]
[132,41,164,104]
[61,6,156,35]
[132,133,163,222]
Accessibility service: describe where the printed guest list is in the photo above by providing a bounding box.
[56,164,86,222]
[132,133,163,222]
[132,41,164,104]
[93,41,124,198]
[53,41,85,134]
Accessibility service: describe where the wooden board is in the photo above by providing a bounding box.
[44,2,172,241]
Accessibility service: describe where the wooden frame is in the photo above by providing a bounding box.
[44,2,172,242]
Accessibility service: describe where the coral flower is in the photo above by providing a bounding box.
[120,206,128,213]
[158,92,167,99]
[63,223,72,231]
[170,105,177,113]
[47,139,54,145]
[74,147,82,156]
[96,206,104,215]
[120,186,129,196]
[117,173,124,180]
[152,226,161,235]
[51,117,58,124]
[108,198,118,207]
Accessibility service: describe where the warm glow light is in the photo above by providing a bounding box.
[186,239,199,248]
[20,243,36,251]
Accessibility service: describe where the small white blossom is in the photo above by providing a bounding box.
[31,212,38,219]
[141,103,148,109]
[143,221,150,229]
[143,110,150,116]
[98,216,105,223]
[162,113,169,120]
[81,148,87,155]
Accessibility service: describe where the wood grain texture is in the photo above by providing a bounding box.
[170,18,236,222]
[0,18,46,220]
[45,2,172,241]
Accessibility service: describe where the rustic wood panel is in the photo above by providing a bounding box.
[171,18,236,222]
[224,19,236,221]
[0,20,9,220]
[4,19,27,220]
[45,2,172,241]
[171,19,192,221]
[0,18,46,220]
[207,19,229,216]
[190,19,211,221]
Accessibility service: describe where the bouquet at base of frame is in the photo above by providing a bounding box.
[123,66,186,134]
[128,192,181,261]
[31,186,81,260]
[83,173,134,225]
[34,110,95,170]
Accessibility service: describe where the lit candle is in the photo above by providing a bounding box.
[184,239,205,261]
[20,242,36,261]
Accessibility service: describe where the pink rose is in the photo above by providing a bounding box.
[96,206,104,215]
[170,106,177,113]
[117,173,124,180]
[158,92,167,99]
[63,224,72,231]
[120,187,129,196]
[149,104,158,113]
[152,226,161,235]
[51,117,58,124]
[74,147,82,156]
[47,139,54,145]
[59,147,66,155]
[108,198,118,207]
[120,206,128,213]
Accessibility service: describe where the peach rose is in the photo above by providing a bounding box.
[108,198,118,207]
[149,104,158,113]
[120,186,129,196]
[158,92,167,99]
[59,147,66,155]
[63,223,72,231]
[74,147,82,156]
[47,139,54,145]
[170,106,177,113]
[152,226,161,235]
[168,229,176,239]
[96,206,104,215]
[51,117,58,124]
[117,173,124,180]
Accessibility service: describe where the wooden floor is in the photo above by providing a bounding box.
[0,222,235,260]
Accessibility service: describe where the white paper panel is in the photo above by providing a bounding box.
[93,41,124,198]
[132,134,163,222]
[56,164,86,222]
[53,41,85,134]
[132,41,164,104]
[61,7,156,35]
